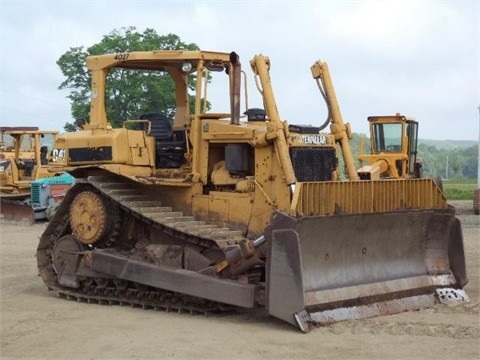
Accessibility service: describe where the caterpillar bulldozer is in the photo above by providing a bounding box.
[37,50,468,332]
[0,127,62,222]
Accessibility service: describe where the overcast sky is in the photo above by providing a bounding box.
[1,0,479,140]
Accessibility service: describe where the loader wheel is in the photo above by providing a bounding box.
[69,191,111,245]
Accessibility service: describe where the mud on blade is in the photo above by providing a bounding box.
[265,209,468,332]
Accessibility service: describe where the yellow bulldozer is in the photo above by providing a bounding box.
[37,50,468,332]
[0,127,63,221]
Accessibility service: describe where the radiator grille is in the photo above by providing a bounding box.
[31,183,40,203]
[69,146,112,162]
[290,147,337,182]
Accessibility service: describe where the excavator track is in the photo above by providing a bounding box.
[37,175,247,315]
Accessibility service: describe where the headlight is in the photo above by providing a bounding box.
[181,62,192,73]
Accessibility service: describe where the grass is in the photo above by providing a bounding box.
[442,178,478,200]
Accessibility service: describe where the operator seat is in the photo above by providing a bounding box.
[139,113,185,168]
[23,159,35,177]
[40,146,48,165]
[141,113,173,140]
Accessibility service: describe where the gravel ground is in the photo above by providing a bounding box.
[0,200,478,360]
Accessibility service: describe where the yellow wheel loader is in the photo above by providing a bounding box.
[0,127,63,222]
[37,50,467,332]
[357,114,424,180]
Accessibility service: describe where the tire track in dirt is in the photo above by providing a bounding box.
[1,318,45,347]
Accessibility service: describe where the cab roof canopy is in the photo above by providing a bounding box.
[86,50,234,72]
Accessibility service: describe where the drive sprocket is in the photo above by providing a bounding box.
[69,191,111,245]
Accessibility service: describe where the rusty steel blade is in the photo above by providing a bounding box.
[0,198,34,224]
[265,209,468,332]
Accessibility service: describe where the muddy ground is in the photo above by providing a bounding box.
[0,201,478,359]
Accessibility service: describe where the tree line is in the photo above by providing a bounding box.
[346,133,478,179]
[417,142,478,179]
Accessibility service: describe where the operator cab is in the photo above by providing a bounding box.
[367,114,420,178]
[370,116,418,153]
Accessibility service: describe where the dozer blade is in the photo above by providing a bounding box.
[265,209,468,332]
[0,198,34,223]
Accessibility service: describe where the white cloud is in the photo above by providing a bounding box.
[0,0,478,140]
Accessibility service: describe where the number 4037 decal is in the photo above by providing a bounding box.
[114,53,129,61]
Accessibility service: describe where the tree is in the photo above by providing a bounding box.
[418,143,443,178]
[462,145,479,178]
[57,27,200,130]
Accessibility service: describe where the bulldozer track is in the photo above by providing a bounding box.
[37,175,245,315]
[55,279,231,315]
[88,175,245,250]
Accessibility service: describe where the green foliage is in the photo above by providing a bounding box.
[337,133,478,181]
[417,139,477,149]
[418,142,479,179]
[63,123,77,132]
[443,178,478,200]
[57,27,200,129]
[336,133,370,179]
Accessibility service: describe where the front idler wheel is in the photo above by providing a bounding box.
[52,234,85,288]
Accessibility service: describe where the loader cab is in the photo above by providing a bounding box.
[358,114,421,179]
[368,115,420,178]
[0,129,59,196]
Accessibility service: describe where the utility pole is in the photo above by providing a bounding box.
[446,155,449,180]
[474,105,480,214]
[477,105,480,189]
